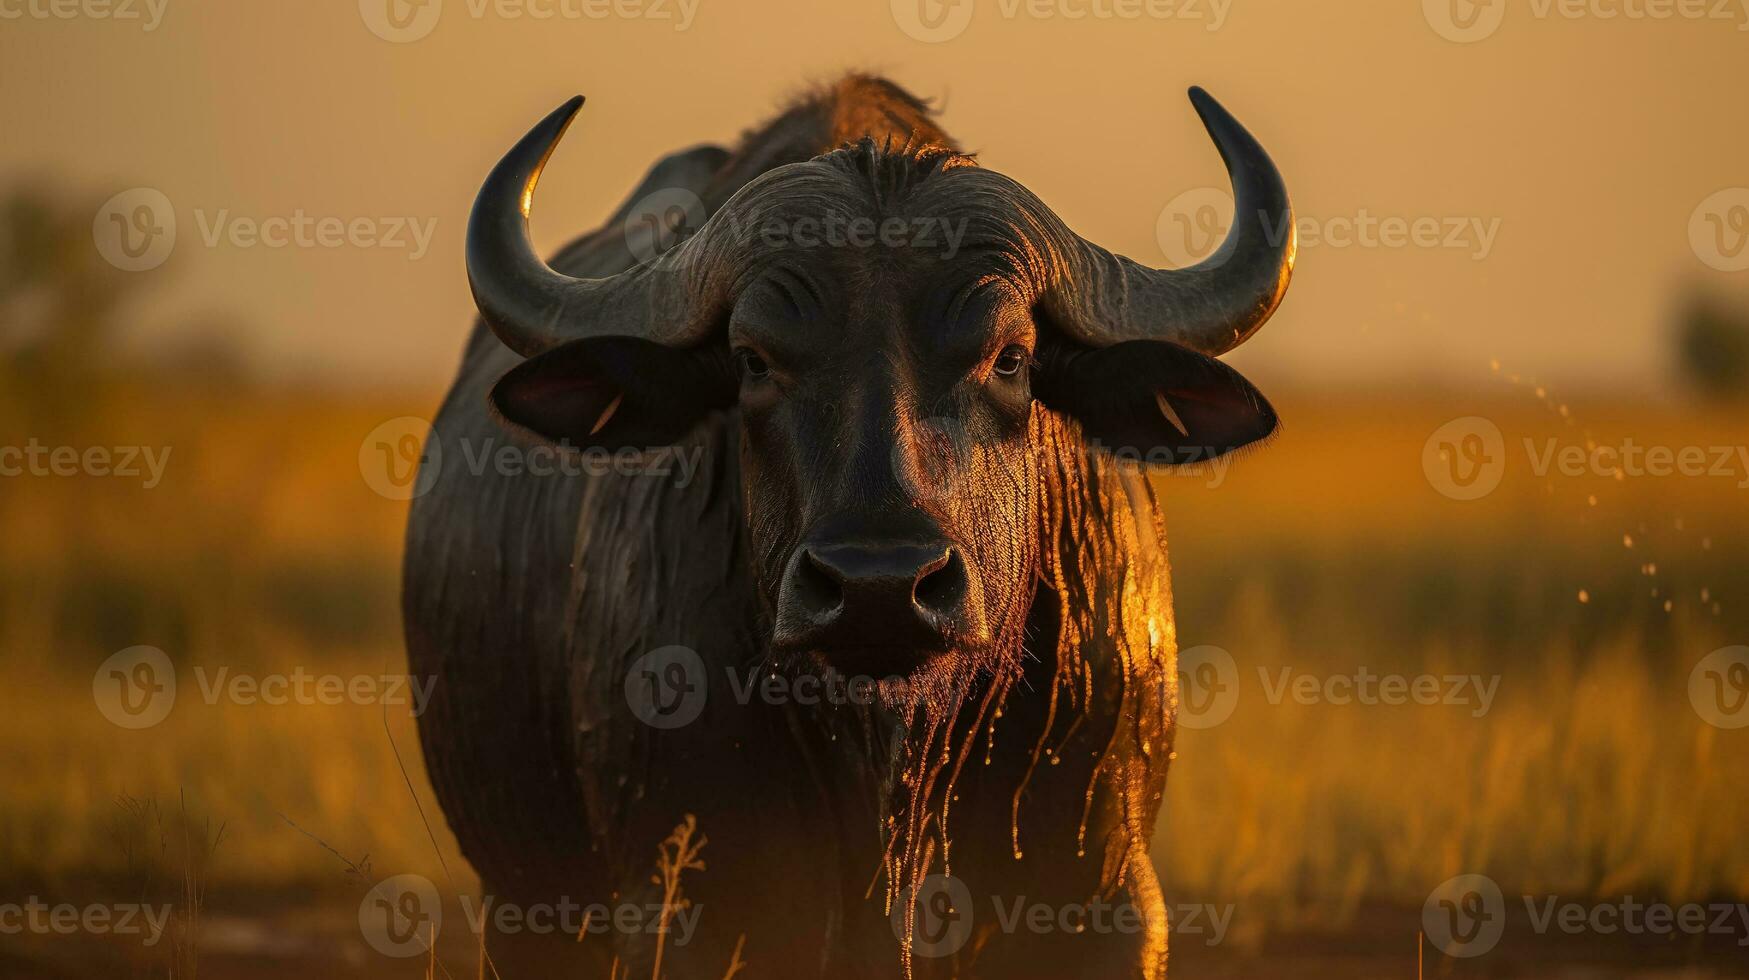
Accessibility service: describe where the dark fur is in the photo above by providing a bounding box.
[406,76,1180,979]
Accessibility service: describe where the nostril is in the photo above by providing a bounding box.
[804,548,842,585]
[794,548,844,618]
[912,549,966,615]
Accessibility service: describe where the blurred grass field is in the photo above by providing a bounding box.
[1157,384,1749,947]
[2,372,1747,973]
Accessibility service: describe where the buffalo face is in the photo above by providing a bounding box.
[469,91,1295,700]
[729,221,1043,683]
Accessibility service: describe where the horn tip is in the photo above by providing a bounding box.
[1186,86,1227,123]
[538,95,588,157]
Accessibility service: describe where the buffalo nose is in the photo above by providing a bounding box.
[781,540,969,641]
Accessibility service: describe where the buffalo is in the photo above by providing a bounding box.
[404,74,1294,979]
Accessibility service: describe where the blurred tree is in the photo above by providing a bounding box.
[0,185,134,427]
[0,185,247,431]
[1676,291,1749,402]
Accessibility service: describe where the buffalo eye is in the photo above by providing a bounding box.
[734,347,771,381]
[992,345,1030,379]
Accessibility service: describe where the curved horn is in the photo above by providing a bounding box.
[1044,86,1295,356]
[466,96,717,356]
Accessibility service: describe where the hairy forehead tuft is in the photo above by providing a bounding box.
[705,146,1066,305]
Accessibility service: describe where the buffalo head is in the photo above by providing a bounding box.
[466,89,1294,699]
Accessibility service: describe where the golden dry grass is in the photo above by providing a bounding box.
[2,378,1745,943]
[1153,382,1749,940]
[0,385,454,893]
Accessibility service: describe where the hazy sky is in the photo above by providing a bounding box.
[3,0,1747,389]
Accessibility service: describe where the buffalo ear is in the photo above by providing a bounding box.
[489,336,735,449]
[1033,339,1277,464]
